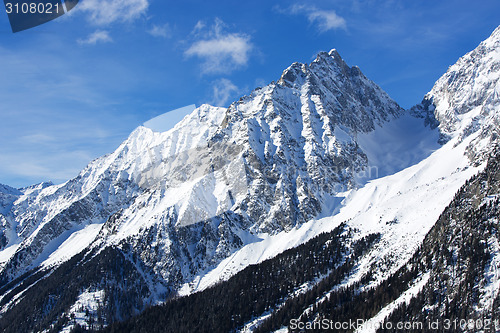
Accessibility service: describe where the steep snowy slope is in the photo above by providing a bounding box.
[350,148,500,333]
[178,128,476,296]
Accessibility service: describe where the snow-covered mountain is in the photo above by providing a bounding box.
[0,48,403,285]
[0,25,498,333]
[413,25,500,155]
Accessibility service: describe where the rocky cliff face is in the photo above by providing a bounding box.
[210,49,403,233]
[412,26,500,160]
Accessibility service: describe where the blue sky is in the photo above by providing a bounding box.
[0,0,498,188]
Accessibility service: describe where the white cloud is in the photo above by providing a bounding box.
[307,9,346,31]
[78,0,148,25]
[211,78,240,107]
[185,19,253,74]
[290,4,347,32]
[192,20,206,34]
[148,23,171,38]
[77,30,113,45]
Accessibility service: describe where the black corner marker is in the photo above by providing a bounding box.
[64,0,78,12]
[4,0,79,33]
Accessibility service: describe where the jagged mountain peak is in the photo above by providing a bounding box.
[277,48,369,89]
[312,48,350,71]
[0,184,21,196]
[413,24,500,155]
[227,48,402,144]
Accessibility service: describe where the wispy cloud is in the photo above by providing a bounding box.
[20,133,57,144]
[0,149,94,186]
[185,19,253,74]
[148,23,171,38]
[288,4,347,32]
[77,30,113,45]
[192,20,206,34]
[77,0,148,25]
[210,78,240,106]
